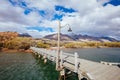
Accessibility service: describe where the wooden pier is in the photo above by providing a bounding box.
[31,47,120,80]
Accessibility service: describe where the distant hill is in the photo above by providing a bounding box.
[44,33,119,42]
[18,33,32,37]
[70,34,119,42]
[44,33,73,41]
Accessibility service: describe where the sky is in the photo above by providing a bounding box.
[0,0,120,39]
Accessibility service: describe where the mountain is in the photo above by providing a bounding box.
[19,33,32,37]
[99,37,118,42]
[44,33,119,42]
[44,33,73,41]
[70,34,119,42]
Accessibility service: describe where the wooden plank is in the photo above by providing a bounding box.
[31,47,120,80]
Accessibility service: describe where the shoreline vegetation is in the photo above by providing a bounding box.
[0,32,32,53]
[63,42,120,48]
[48,42,120,50]
[35,41,120,50]
[0,32,120,53]
[0,48,33,53]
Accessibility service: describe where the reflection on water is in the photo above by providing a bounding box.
[62,48,120,62]
[0,52,59,80]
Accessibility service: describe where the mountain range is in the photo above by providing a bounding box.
[44,33,119,42]
[19,33,32,37]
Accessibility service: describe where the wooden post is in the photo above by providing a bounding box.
[43,54,46,59]
[56,20,61,71]
[38,54,41,58]
[59,65,65,80]
[44,59,47,64]
[60,51,63,68]
[74,52,78,73]
[78,70,82,80]
[35,52,38,55]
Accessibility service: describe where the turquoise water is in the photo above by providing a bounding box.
[0,48,120,80]
[0,52,78,80]
[0,52,59,80]
[62,48,120,62]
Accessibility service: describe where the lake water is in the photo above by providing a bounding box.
[62,48,120,62]
[0,48,120,80]
[0,52,59,80]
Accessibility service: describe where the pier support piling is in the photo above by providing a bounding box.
[38,55,41,58]
[44,58,47,64]
[59,66,65,80]
[60,51,63,68]
[74,52,78,73]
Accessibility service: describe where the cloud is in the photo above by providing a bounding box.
[0,1,25,24]
[0,0,120,40]
[58,1,120,40]
[0,21,27,33]
[24,0,57,10]
[27,30,56,38]
[103,0,120,6]
[0,1,42,32]
[0,0,42,26]
[97,0,110,5]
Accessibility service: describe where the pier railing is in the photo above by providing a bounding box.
[31,47,79,73]
[30,47,120,80]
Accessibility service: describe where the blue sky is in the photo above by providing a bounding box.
[0,0,120,39]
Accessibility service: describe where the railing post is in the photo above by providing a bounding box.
[74,52,78,73]
[60,51,63,68]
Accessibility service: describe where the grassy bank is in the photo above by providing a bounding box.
[64,42,120,48]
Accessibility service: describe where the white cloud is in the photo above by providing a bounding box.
[0,0,42,33]
[25,0,57,10]
[0,21,27,33]
[97,0,110,5]
[59,2,120,39]
[27,30,56,38]
[0,1,26,24]
[0,0,120,40]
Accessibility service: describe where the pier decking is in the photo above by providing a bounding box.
[31,47,120,80]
